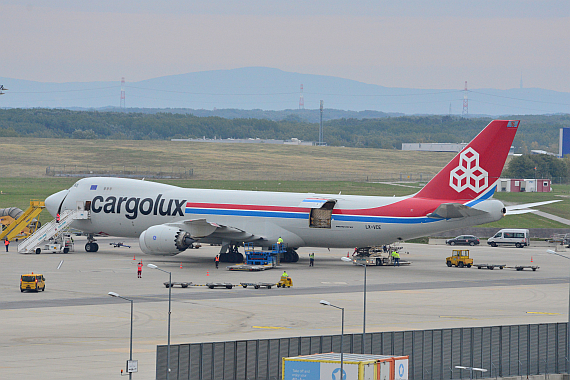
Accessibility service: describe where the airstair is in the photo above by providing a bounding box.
[0,200,44,241]
[18,209,80,254]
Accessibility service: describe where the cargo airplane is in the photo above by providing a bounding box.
[44,120,555,262]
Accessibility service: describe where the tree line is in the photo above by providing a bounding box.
[0,108,569,152]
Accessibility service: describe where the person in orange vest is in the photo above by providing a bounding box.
[4,239,9,252]
[215,254,220,269]
[56,213,60,223]
[137,260,143,278]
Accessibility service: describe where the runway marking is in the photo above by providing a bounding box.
[252,326,290,329]
[57,260,63,269]
[321,282,347,284]
[526,312,561,315]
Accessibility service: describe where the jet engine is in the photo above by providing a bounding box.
[139,225,195,255]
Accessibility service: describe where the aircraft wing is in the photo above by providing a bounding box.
[166,219,265,242]
[504,200,561,215]
[427,203,489,219]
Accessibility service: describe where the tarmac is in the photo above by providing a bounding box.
[2,237,570,379]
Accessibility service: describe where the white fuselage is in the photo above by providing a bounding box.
[47,177,504,249]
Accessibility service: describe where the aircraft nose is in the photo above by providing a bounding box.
[45,189,69,217]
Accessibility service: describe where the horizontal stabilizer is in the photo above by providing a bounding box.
[504,200,561,214]
[427,203,488,219]
[505,209,538,215]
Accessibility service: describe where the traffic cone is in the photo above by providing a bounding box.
[347,252,350,258]
[133,254,136,260]
[180,263,183,269]
[531,256,533,263]
[207,271,209,276]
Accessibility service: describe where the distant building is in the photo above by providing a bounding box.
[559,128,570,158]
[401,143,467,153]
[402,142,515,155]
[497,178,551,193]
[171,137,314,146]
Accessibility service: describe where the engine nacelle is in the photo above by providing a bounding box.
[139,225,195,255]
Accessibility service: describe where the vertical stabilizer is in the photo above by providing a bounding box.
[414,120,519,201]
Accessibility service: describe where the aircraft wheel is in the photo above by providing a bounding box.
[292,251,299,262]
[85,243,93,252]
[35,248,41,254]
[92,243,99,252]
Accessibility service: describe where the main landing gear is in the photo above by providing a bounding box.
[219,244,243,263]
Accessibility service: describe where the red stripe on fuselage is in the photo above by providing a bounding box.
[186,198,454,218]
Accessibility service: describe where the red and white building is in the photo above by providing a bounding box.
[497,178,552,192]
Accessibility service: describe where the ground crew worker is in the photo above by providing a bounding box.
[215,254,220,269]
[56,213,60,223]
[277,237,284,250]
[281,270,288,279]
[137,260,143,278]
[4,239,9,252]
[309,252,315,267]
[391,250,400,267]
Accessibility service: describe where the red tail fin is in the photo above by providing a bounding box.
[414,120,519,201]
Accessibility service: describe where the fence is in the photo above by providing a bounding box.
[157,322,568,380]
[45,165,193,179]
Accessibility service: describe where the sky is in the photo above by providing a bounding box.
[1,1,569,91]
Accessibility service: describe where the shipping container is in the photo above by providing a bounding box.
[282,353,409,380]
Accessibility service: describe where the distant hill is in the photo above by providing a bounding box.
[1,67,569,115]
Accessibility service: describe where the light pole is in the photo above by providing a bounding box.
[320,300,344,379]
[341,256,367,354]
[108,292,134,379]
[547,249,570,374]
[455,365,487,379]
[148,263,172,380]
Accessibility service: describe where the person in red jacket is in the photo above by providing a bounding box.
[215,255,220,269]
[137,260,143,278]
[4,239,9,252]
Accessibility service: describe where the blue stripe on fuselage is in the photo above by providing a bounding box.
[184,207,441,224]
[465,185,496,207]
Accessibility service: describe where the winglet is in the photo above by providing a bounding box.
[414,120,519,201]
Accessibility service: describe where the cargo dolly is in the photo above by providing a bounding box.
[164,281,192,288]
[206,282,234,289]
[240,282,275,289]
[475,264,506,270]
[514,265,539,271]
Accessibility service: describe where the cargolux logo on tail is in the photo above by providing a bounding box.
[449,147,488,193]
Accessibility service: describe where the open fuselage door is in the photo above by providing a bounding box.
[299,198,337,229]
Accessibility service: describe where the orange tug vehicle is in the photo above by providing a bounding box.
[20,273,45,292]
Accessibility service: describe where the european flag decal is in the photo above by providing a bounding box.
[90,185,98,190]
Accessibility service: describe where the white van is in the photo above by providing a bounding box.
[487,229,530,248]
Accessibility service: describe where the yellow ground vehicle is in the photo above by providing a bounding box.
[277,275,293,288]
[446,250,473,268]
[20,273,45,292]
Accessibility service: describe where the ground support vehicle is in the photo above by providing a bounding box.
[32,234,74,254]
[226,264,273,271]
[243,243,278,266]
[548,233,570,247]
[20,273,45,292]
[352,245,410,266]
[446,250,474,268]
[206,282,234,289]
[240,282,275,289]
[515,265,539,271]
[475,264,505,270]
[164,281,192,288]
[277,277,293,288]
